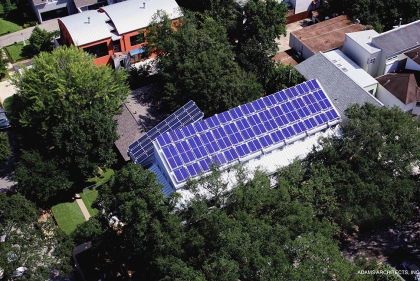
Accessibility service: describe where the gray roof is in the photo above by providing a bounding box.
[295,53,383,118]
[59,10,112,46]
[101,0,182,34]
[372,20,420,57]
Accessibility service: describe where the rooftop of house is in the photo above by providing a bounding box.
[376,71,420,105]
[322,49,378,88]
[291,15,364,54]
[345,29,381,54]
[272,49,303,66]
[59,10,112,46]
[100,0,182,34]
[404,46,420,66]
[372,19,420,57]
[59,0,182,46]
[295,52,383,118]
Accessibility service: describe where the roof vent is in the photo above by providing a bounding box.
[87,16,90,24]
[383,79,391,86]
[140,2,145,8]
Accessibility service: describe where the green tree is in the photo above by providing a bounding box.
[0,193,72,280]
[52,110,118,178]
[13,150,73,205]
[265,62,305,94]
[0,133,11,164]
[24,27,59,56]
[10,46,129,147]
[146,11,263,116]
[234,0,287,88]
[0,48,10,72]
[305,104,420,228]
[2,0,13,17]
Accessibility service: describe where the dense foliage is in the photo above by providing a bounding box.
[328,0,420,31]
[0,193,73,280]
[10,46,130,204]
[0,133,11,164]
[146,12,263,116]
[24,26,59,56]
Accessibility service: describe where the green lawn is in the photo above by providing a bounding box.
[4,42,29,62]
[0,18,22,35]
[80,190,99,217]
[2,95,14,114]
[52,201,86,235]
[86,168,114,186]
[0,4,23,35]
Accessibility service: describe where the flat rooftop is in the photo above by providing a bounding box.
[346,29,381,54]
[323,50,378,88]
[291,15,364,54]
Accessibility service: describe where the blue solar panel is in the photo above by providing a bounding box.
[160,80,340,183]
[127,101,204,164]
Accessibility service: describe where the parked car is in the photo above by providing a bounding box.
[0,108,10,129]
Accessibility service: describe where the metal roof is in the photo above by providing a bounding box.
[372,20,420,57]
[148,163,175,196]
[101,0,182,34]
[295,52,383,118]
[59,10,112,46]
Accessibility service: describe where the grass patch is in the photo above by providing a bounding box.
[4,42,30,62]
[0,18,22,35]
[52,201,86,235]
[80,190,99,217]
[86,168,114,186]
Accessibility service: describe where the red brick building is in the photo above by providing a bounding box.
[58,0,182,68]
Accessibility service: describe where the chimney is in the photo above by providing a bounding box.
[88,16,90,24]
[398,18,402,27]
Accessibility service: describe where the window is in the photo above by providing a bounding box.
[130,53,142,64]
[130,32,145,46]
[416,102,420,107]
[83,42,108,58]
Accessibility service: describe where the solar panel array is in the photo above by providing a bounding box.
[156,79,340,183]
[128,101,204,164]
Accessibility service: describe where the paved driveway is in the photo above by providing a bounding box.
[0,19,59,47]
[0,80,16,105]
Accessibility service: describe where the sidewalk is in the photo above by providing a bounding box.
[75,193,91,221]
[0,19,59,48]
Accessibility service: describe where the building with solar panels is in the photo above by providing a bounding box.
[150,79,341,194]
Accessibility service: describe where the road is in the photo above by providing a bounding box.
[0,19,59,48]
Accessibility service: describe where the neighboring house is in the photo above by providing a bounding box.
[371,20,420,77]
[323,49,379,96]
[404,46,420,71]
[376,71,420,115]
[151,80,341,193]
[29,0,75,23]
[58,0,182,68]
[342,29,381,77]
[74,0,107,12]
[289,15,364,59]
[295,52,383,119]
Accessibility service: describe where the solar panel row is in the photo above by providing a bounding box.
[156,80,340,183]
[128,101,204,164]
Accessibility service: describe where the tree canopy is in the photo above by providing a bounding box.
[328,0,420,31]
[23,27,59,57]
[0,133,11,165]
[10,46,129,204]
[0,193,73,280]
[146,12,263,116]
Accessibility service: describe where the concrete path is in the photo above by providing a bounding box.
[0,80,16,105]
[75,194,91,221]
[0,19,59,48]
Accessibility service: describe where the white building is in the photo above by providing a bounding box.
[323,49,379,96]
[149,80,341,195]
[342,30,381,77]
[343,20,420,78]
